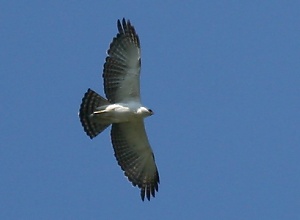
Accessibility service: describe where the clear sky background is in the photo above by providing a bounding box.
[1,1,299,219]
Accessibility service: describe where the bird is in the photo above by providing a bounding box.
[79,18,159,201]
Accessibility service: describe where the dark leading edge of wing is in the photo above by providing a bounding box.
[103,18,141,103]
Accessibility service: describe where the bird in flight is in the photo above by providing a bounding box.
[79,18,159,201]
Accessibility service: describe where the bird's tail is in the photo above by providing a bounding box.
[79,89,111,139]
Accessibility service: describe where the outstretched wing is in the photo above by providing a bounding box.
[103,18,141,104]
[111,121,159,201]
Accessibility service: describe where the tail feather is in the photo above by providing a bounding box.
[79,89,111,138]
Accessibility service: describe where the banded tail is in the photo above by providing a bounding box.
[79,89,111,139]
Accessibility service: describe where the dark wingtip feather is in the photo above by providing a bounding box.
[122,18,126,31]
[141,188,145,201]
[117,19,123,34]
[151,186,155,198]
[146,185,150,201]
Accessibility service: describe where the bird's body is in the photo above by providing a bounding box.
[93,102,151,123]
[79,18,159,201]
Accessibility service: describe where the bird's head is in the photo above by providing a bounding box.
[137,107,154,117]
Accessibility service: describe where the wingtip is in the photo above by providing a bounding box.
[122,17,126,24]
[141,193,145,201]
[140,184,158,201]
[120,17,128,23]
[117,18,134,34]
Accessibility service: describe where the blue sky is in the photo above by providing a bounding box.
[1,1,300,219]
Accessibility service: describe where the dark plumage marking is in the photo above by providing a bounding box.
[79,89,110,138]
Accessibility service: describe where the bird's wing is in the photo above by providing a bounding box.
[103,18,141,104]
[111,121,159,201]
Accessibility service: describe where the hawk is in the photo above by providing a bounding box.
[79,18,159,201]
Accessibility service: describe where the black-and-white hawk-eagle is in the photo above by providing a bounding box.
[79,18,159,201]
